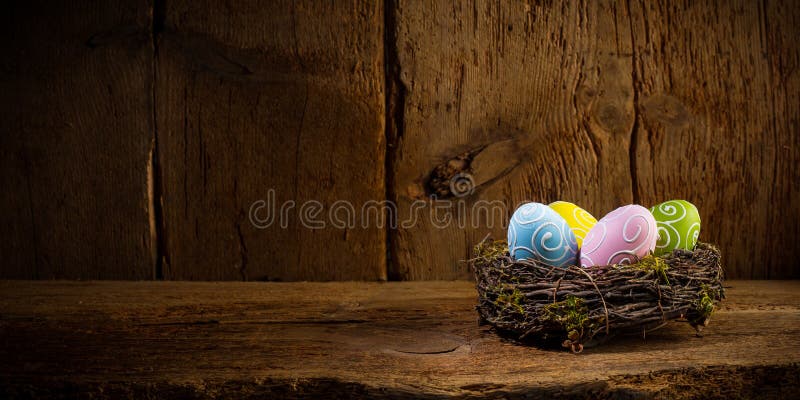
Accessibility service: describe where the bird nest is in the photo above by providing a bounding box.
[471,239,725,353]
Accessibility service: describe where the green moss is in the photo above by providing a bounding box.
[495,286,525,315]
[686,284,720,326]
[542,296,598,340]
[696,285,718,319]
[474,239,508,261]
[635,254,670,284]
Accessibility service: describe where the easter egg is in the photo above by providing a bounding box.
[548,201,598,247]
[579,205,658,267]
[507,202,578,267]
[649,200,701,256]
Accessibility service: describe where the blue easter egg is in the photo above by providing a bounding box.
[507,202,578,267]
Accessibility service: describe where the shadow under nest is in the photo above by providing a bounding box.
[470,239,725,353]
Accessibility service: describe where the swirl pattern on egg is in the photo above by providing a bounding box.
[507,202,578,268]
[579,205,657,267]
[548,201,597,247]
[649,200,701,256]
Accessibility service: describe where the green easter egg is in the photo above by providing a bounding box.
[649,200,701,256]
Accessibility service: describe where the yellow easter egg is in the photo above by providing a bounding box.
[548,201,598,247]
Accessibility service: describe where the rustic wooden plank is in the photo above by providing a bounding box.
[628,0,800,279]
[0,280,798,398]
[388,0,800,279]
[154,1,386,280]
[389,0,641,280]
[0,1,155,279]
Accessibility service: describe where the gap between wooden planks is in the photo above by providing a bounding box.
[0,280,798,399]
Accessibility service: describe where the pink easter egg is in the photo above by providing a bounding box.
[579,205,657,267]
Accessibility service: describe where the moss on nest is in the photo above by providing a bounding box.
[495,286,525,315]
[691,284,719,326]
[474,239,508,262]
[634,254,670,284]
[541,296,599,341]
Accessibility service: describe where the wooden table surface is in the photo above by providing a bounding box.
[0,280,798,399]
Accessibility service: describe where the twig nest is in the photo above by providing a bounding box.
[471,239,725,352]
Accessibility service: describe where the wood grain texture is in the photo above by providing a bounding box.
[627,0,800,279]
[0,280,798,398]
[0,1,155,279]
[154,1,386,280]
[388,0,800,280]
[0,0,796,282]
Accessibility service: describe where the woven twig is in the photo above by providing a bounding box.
[471,239,725,353]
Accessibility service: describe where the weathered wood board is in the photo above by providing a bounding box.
[154,1,387,280]
[0,280,798,398]
[0,1,155,279]
[629,0,800,279]
[0,0,797,282]
[388,0,800,279]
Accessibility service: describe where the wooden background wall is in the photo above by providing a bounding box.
[1,0,797,280]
